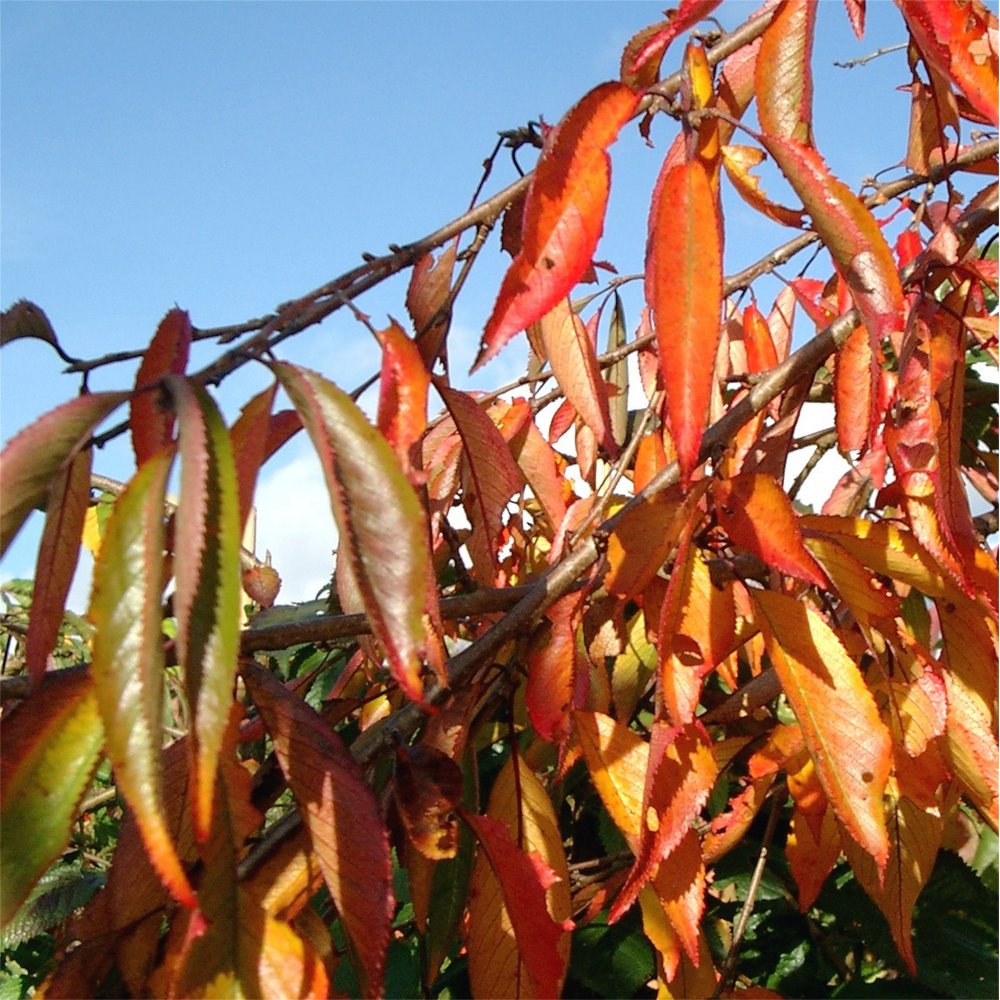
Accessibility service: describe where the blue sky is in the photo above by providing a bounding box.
[1,1,937,601]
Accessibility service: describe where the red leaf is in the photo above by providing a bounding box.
[526,591,585,744]
[741,302,780,375]
[24,448,91,683]
[274,363,438,703]
[465,810,572,1000]
[762,137,904,347]
[897,0,999,126]
[535,298,618,456]
[475,82,639,369]
[756,0,817,143]
[130,308,192,465]
[753,590,892,872]
[1,390,129,555]
[88,451,197,910]
[375,319,430,482]
[843,0,866,38]
[436,383,526,583]
[834,320,874,453]
[714,473,828,588]
[648,828,706,966]
[648,157,723,485]
[622,1,723,85]
[167,377,242,842]
[241,660,393,996]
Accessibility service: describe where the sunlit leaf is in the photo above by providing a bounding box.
[274,362,437,703]
[466,757,572,1000]
[526,591,585,744]
[88,450,196,909]
[753,589,891,871]
[476,82,639,369]
[166,376,243,842]
[620,1,722,86]
[241,660,392,996]
[834,320,874,453]
[647,828,706,966]
[24,448,91,683]
[647,156,723,484]
[375,319,431,482]
[723,145,807,228]
[786,804,841,911]
[407,243,456,367]
[0,668,104,927]
[130,308,192,465]
[1,390,129,555]
[756,0,816,144]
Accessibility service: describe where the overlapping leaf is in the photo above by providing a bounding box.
[166,376,242,842]
[0,668,105,927]
[753,589,891,871]
[88,450,196,909]
[241,661,393,996]
[647,156,723,484]
[620,0,722,87]
[526,591,584,744]
[130,308,192,465]
[476,82,639,369]
[1,390,129,554]
[756,0,816,143]
[375,319,431,481]
[407,243,456,367]
[274,363,437,703]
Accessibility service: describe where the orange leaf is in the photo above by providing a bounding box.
[534,298,617,456]
[786,804,841,911]
[897,0,999,126]
[621,1,722,87]
[756,0,816,143]
[526,591,585,745]
[762,137,904,346]
[475,82,639,369]
[753,590,892,872]
[130,307,192,464]
[648,828,706,966]
[648,156,723,484]
[375,319,430,482]
[407,243,456,367]
[714,473,828,588]
[466,757,572,1000]
[393,742,464,861]
[241,661,393,996]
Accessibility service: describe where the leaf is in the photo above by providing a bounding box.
[230,384,289,532]
[647,156,723,484]
[88,450,197,909]
[843,0,866,38]
[526,591,585,744]
[714,473,828,588]
[897,0,999,126]
[466,757,572,1000]
[24,448,91,683]
[167,376,242,842]
[475,82,639,369]
[722,144,807,228]
[375,319,431,481]
[1,390,129,555]
[609,722,717,922]
[0,300,63,355]
[436,383,525,583]
[130,307,192,465]
[756,0,816,143]
[646,828,706,966]
[753,589,892,872]
[534,298,617,456]
[273,362,437,703]
[393,742,464,861]
[0,667,104,928]
[620,1,723,86]
[786,804,841,911]
[241,660,393,996]
[761,136,904,346]
[407,243,456,367]
[834,320,873,453]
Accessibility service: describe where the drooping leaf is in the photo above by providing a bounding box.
[526,591,585,744]
[646,828,706,967]
[897,0,999,126]
[24,448,91,683]
[375,319,431,482]
[620,1,723,86]
[786,804,842,911]
[393,742,464,861]
[130,308,192,465]
[606,292,629,447]
[1,390,129,555]
[241,660,393,996]
[407,242,457,367]
[647,156,723,484]
[0,667,104,927]
[0,299,64,355]
[722,144,807,228]
[714,472,828,588]
[761,137,904,347]
[466,757,572,1000]
[534,298,617,456]
[88,450,196,909]
[753,589,891,872]
[273,362,437,703]
[834,319,874,453]
[475,82,639,369]
[167,376,242,842]
[436,383,525,583]
[756,0,816,144]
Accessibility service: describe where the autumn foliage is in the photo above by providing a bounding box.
[1,1,998,997]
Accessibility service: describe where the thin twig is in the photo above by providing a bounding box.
[834,42,907,70]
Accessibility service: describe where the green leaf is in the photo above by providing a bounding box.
[0,863,104,949]
[0,668,104,928]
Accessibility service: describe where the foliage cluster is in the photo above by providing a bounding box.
[1,1,998,997]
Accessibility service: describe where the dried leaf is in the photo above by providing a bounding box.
[621,1,723,86]
[408,243,457,367]
[476,82,639,368]
[393,742,464,861]
[241,660,393,996]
